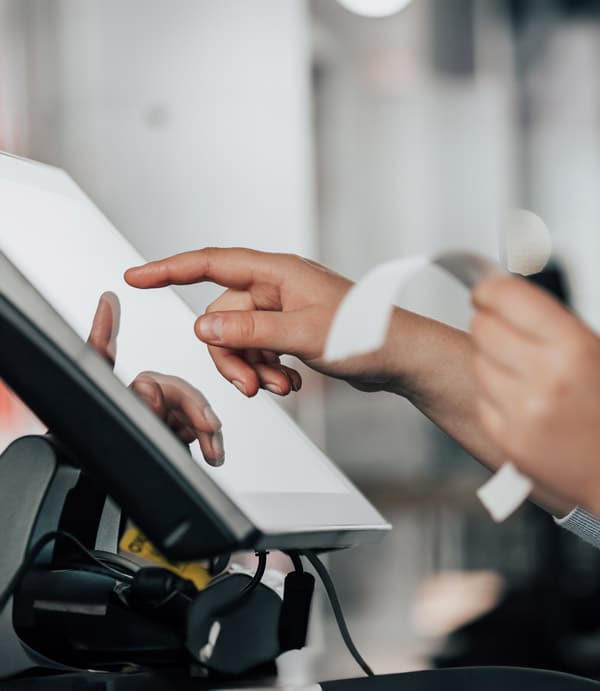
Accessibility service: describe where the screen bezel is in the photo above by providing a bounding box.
[0,252,388,559]
[0,150,391,559]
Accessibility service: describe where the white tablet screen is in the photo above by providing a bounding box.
[0,154,388,533]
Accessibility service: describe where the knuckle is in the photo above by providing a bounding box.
[135,370,157,382]
[156,261,171,284]
[280,252,304,267]
[564,333,597,364]
[470,314,487,343]
[545,346,576,390]
[229,313,255,343]
[474,274,513,302]
[202,246,217,274]
[475,398,503,435]
[472,352,487,383]
[546,371,569,401]
[522,392,552,422]
[494,275,522,300]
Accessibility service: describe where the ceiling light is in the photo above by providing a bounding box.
[337,0,413,18]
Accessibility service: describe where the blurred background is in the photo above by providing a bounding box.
[2,0,600,681]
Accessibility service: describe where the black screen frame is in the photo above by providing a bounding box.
[0,254,387,559]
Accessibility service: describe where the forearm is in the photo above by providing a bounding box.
[380,307,574,517]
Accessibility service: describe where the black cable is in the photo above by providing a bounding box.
[213,550,268,618]
[61,545,135,583]
[0,530,132,612]
[147,587,192,609]
[286,551,304,574]
[303,551,374,677]
[240,550,268,594]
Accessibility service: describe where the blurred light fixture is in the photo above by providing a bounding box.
[337,0,413,18]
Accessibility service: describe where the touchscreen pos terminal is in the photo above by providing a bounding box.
[0,152,597,690]
[0,151,390,560]
[0,151,389,682]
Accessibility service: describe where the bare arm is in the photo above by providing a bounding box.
[124,248,580,515]
[369,308,573,516]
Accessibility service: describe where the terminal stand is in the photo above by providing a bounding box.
[0,434,84,679]
[0,434,285,687]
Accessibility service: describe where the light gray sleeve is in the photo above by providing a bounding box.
[555,506,600,549]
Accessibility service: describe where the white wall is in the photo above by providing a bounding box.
[0,0,325,445]
[24,0,316,310]
[527,22,600,332]
[312,0,515,480]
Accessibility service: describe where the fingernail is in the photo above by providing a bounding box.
[265,383,283,395]
[197,315,223,342]
[232,380,246,395]
[204,405,222,430]
[281,370,301,392]
[211,430,225,466]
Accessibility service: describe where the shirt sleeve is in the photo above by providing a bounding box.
[555,506,600,549]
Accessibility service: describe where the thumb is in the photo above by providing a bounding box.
[194,308,321,358]
[87,292,121,366]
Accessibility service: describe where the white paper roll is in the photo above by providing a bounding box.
[323,250,532,522]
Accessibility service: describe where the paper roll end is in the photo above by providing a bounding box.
[476,462,533,523]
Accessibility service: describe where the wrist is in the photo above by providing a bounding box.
[374,308,465,401]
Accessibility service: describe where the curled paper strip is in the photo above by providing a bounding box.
[323,250,532,522]
[324,251,500,362]
[476,463,534,523]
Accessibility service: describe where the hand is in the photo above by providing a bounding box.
[471,275,600,514]
[87,292,224,466]
[125,248,401,396]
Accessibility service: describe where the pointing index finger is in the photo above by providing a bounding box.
[124,247,284,291]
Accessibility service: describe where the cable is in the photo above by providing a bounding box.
[240,550,268,594]
[303,551,374,677]
[0,530,132,612]
[62,546,135,583]
[213,550,268,618]
[286,551,304,574]
[147,586,192,610]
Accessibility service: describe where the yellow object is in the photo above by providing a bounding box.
[119,527,211,590]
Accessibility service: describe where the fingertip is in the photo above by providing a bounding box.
[100,290,119,304]
[124,262,162,288]
[195,314,224,344]
[255,364,293,396]
[211,429,225,465]
[198,432,217,466]
[472,274,522,308]
[232,378,260,397]
[123,266,141,285]
[264,384,287,396]
[198,430,225,467]
[282,366,302,392]
[243,379,262,397]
